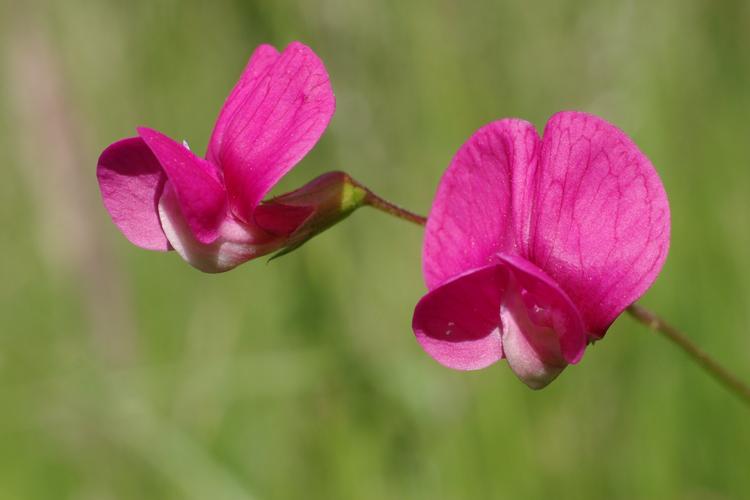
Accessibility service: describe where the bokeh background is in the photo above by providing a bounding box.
[1,0,749,498]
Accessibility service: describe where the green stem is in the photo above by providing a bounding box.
[367,191,750,406]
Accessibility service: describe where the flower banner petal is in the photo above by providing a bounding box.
[530,112,670,336]
[423,119,540,290]
[206,44,280,166]
[210,42,335,222]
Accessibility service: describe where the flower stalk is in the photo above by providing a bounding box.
[363,189,427,226]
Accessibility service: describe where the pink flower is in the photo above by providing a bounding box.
[97,42,336,272]
[412,112,670,389]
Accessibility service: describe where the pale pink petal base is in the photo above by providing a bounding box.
[500,304,566,389]
[496,254,587,364]
[494,254,586,388]
[158,184,283,273]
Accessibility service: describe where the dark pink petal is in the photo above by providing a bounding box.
[412,264,506,371]
[423,119,540,290]
[531,112,670,336]
[138,127,227,244]
[206,44,280,165]
[209,42,335,222]
[96,137,169,251]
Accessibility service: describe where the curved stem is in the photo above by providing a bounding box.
[363,189,427,226]
[626,304,750,406]
[365,193,750,406]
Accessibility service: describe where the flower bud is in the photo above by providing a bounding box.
[254,171,368,258]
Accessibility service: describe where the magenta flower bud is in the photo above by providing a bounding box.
[96,42,336,272]
[413,112,670,389]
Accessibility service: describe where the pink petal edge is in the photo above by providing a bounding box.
[96,136,170,251]
[413,263,506,371]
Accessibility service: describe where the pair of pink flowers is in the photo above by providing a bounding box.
[97,42,670,388]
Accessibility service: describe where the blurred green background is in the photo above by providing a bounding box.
[1,0,749,498]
